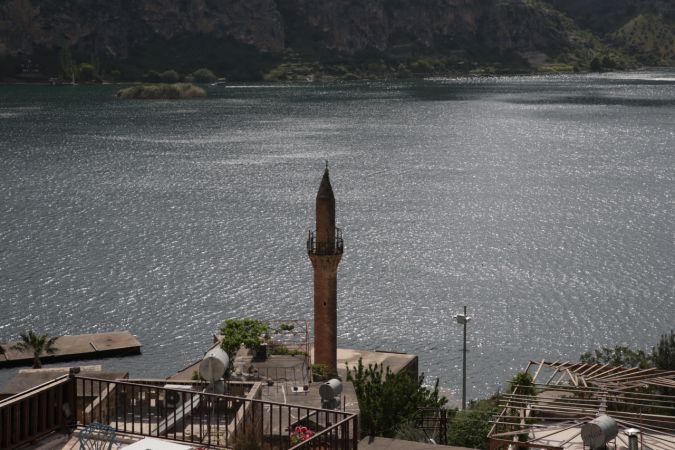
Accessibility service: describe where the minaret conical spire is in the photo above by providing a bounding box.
[316,167,336,247]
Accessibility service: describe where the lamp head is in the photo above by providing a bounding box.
[454,314,471,324]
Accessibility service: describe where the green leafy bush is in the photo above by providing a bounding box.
[219,319,270,360]
[268,345,305,357]
[447,399,499,450]
[192,68,218,83]
[159,69,180,83]
[580,345,651,368]
[78,63,99,82]
[144,70,161,82]
[116,83,206,100]
[509,371,536,396]
[311,363,329,382]
[347,358,447,437]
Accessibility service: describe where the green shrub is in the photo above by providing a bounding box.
[116,83,206,100]
[347,358,447,437]
[268,345,305,357]
[278,323,295,332]
[159,69,180,83]
[191,370,205,381]
[509,371,536,396]
[144,70,161,82]
[78,63,98,82]
[192,68,218,83]
[311,363,329,382]
[580,345,651,368]
[447,399,499,450]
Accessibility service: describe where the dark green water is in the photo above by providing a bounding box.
[1,71,673,399]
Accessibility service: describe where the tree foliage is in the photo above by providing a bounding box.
[652,330,675,370]
[192,68,218,83]
[580,331,675,371]
[59,47,76,80]
[219,319,269,360]
[347,358,447,438]
[12,330,58,368]
[159,69,180,83]
[509,371,536,396]
[447,399,500,450]
[580,345,651,368]
[78,63,98,82]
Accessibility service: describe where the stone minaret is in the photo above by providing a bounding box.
[307,166,343,377]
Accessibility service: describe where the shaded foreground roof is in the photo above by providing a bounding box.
[488,359,675,450]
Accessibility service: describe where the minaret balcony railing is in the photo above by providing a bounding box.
[307,228,344,256]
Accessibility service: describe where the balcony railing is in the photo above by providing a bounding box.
[0,375,73,450]
[0,374,359,450]
[307,228,344,256]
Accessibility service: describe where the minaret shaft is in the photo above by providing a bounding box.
[307,168,343,377]
[310,255,340,375]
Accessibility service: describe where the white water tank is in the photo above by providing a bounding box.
[199,347,229,382]
[581,415,619,449]
[319,378,343,400]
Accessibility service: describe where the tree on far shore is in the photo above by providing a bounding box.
[12,330,58,368]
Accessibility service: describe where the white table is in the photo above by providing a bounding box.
[122,438,196,450]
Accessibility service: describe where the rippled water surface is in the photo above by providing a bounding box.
[1,72,674,398]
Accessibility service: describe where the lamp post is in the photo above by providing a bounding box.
[454,305,471,410]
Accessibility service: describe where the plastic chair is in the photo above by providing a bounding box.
[79,422,117,450]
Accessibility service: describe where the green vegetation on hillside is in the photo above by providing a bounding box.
[2,0,675,82]
[613,14,675,65]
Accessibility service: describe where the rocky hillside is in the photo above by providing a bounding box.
[542,0,675,66]
[0,0,673,81]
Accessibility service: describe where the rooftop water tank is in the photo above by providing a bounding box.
[319,378,343,401]
[581,415,619,449]
[199,347,229,382]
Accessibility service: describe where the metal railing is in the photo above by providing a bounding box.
[290,414,359,449]
[307,228,344,256]
[0,375,74,450]
[1,373,359,450]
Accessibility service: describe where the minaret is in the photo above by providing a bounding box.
[307,165,343,377]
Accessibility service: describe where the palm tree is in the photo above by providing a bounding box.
[12,330,58,368]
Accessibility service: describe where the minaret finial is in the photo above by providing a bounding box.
[325,160,329,171]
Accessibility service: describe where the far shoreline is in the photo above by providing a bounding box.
[1,66,672,87]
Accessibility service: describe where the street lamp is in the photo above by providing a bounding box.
[454,305,471,410]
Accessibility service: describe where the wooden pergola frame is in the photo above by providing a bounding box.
[487,360,675,450]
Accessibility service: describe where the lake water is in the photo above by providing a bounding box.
[0,71,673,400]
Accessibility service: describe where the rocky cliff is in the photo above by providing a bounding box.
[0,0,672,81]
